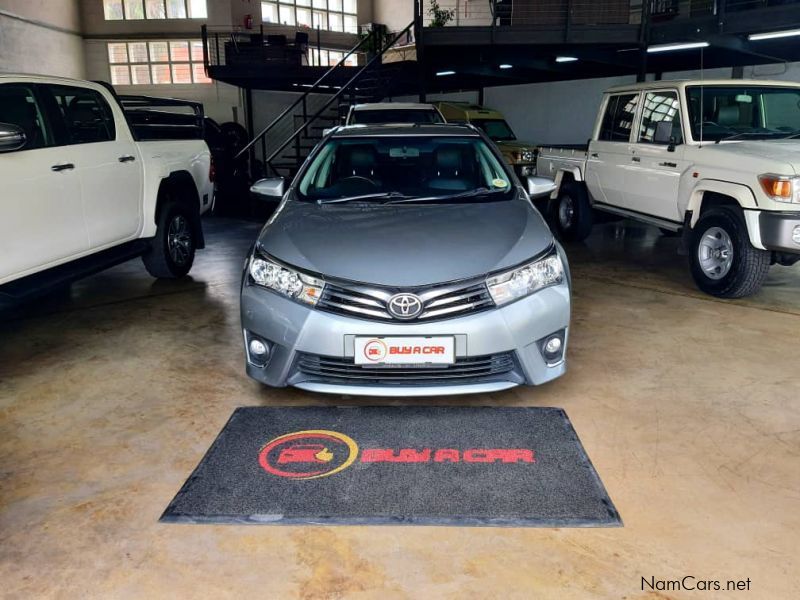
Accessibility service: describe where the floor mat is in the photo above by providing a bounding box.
[161,406,621,527]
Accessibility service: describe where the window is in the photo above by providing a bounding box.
[0,84,50,151]
[48,85,116,145]
[599,93,639,142]
[639,91,682,145]
[103,0,206,20]
[308,48,357,66]
[262,0,357,33]
[108,40,211,85]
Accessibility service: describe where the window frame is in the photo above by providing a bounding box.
[598,92,640,143]
[262,0,358,33]
[637,89,683,146]
[40,84,118,146]
[108,40,211,86]
[103,0,207,21]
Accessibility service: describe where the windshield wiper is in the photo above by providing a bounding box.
[385,187,509,205]
[716,131,785,143]
[317,191,411,205]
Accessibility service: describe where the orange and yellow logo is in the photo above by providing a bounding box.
[258,430,359,480]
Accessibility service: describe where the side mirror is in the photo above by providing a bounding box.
[0,123,27,152]
[526,176,557,199]
[250,177,285,199]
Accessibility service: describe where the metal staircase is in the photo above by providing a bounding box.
[237,22,417,180]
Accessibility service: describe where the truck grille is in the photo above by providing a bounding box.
[295,352,518,384]
[317,278,495,322]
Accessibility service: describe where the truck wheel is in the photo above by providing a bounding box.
[549,181,593,242]
[142,198,197,279]
[689,209,770,298]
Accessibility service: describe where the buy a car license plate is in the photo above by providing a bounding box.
[354,336,455,365]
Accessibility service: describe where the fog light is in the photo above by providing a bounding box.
[249,339,268,357]
[792,225,800,245]
[538,331,566,365]
[544,337,562,355]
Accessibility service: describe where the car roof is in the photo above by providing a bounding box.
[331,123,480,137]
[605,78,800,93]
[351,102,438,111]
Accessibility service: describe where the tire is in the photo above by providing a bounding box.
[548,181,593,242]
[689,208,771,298]
[142,195,197,279]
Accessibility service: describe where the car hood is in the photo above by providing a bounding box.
[257,194,554,287]
[497,140,537,163]
[707,140,800,174]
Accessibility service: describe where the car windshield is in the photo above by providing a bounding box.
[686,85,800,141]
[297,135,515,203]
[350,109,444,125]
[471,119,517,141]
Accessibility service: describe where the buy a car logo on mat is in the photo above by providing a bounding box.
[258,430,536,480]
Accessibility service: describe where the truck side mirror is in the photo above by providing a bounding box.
[250,177,285,199]
[526,176,557,199]
[0,122,27,152]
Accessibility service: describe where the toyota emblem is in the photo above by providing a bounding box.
[387,293,423,320]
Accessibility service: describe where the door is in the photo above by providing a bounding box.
[585,92,639,208]
[0,83,86,284]
[627,90,689,222]
[43,84,142,250]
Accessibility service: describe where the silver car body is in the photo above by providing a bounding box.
[241,124,571,396]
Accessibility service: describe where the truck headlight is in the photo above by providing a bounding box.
[486,249,564,306]
[758,174,800,204]
[249,252,325,305]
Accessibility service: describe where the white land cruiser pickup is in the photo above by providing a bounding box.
[0,75,214,302]
[537,79,800,298]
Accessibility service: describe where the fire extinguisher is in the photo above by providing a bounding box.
[244,14,253,30]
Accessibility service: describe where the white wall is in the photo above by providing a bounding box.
[0,0,85,78]
[372,0,414,31]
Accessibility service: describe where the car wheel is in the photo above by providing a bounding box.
[549,181,593,242]
[142,197,196,279]
[689,208,770,298]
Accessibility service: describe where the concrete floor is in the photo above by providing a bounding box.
[1,217,798,599]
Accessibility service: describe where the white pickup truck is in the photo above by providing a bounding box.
[537,79,800,298]
[0,74,214,302]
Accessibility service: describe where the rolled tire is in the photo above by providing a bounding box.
[142,196,197,279]
[549,181,593,242]
[689,208,771,298]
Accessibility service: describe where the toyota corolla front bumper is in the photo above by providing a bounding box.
[240,265,571,397]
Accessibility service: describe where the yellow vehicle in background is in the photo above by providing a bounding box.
[434,101,537,177]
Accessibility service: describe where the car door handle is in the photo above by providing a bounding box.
[631,156,641,163]
[590,152,599,158]
[51,163,75,172]
[119,155,136,163]
[659,161,677,168]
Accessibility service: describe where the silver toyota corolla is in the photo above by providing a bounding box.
[240,124,571,396]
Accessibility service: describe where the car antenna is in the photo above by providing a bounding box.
[700,46,704,146]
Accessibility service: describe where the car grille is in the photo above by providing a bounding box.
[295,352,518,384]
[317,278,495,322]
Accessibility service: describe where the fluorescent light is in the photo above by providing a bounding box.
[436,70,456,76]
[647,41,709,53]
[555,56,578,63]
[499,64,513,69]
[748,28,800,41]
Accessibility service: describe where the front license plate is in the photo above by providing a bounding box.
[354,336,455,365]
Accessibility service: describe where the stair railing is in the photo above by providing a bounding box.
[235,28,378,163]
[260,21,415,176]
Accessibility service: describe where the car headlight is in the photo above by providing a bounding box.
[486,249,564,306]
[758,174,800,204]
[248,252,325,305]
